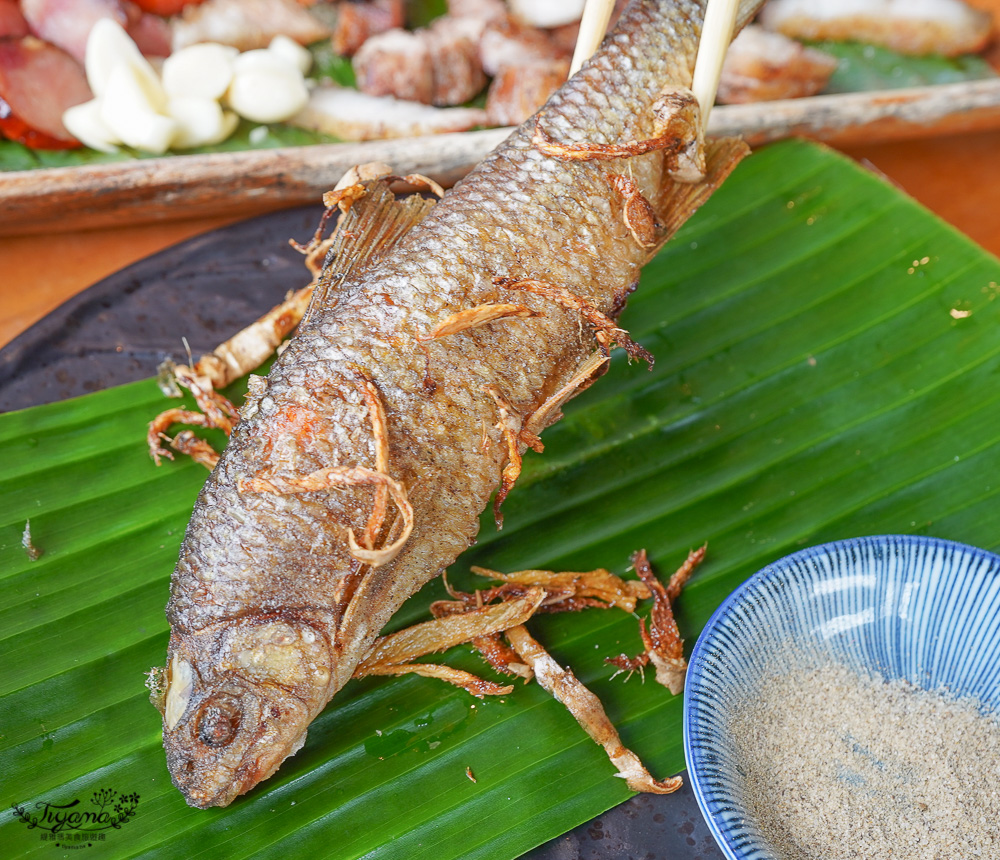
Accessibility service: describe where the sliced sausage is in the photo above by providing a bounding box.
[0,36,92,148]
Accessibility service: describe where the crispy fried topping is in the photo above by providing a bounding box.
[606,546,705,693]
[530,85,701,168]
[171,430,222,471]
[421,303,539,339]
[239,465,414,567]
[483,384,544,528]
[471,565,650,613]
[607,172,659,248]
[531,119,688,161]
[350,368,392,552]
[505,624,683,794]
[495,276,654,367]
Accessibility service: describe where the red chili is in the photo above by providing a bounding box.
[129,0,205,16]
[0,101,82,150]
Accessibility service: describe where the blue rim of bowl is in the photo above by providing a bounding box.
[681,533,1000,860]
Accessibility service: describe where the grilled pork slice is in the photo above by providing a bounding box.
[290,83,487,140]
[125,7,172,56]
[485,58,569,125]
[353,28,433,103]
[333,0,405,57]
[717,24,837,104]
[478,14,567,76]
[760,0,994,57]
[353,17,486,106]
[426,16,486,105]
[0,36,92,148]
[447,0,505,22]
[171,0,329,51]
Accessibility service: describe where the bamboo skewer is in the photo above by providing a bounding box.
[691,0,741,125]
[570,0,618,76]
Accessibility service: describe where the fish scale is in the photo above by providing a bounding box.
[157,0,765,808]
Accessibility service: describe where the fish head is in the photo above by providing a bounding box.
[154,614,336,808]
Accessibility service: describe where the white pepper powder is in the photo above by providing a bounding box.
[730,659,1000,859]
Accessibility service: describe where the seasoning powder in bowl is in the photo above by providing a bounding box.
[731,654,1000,859]
[683,535,1000,860]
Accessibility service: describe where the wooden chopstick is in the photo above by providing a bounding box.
[570,0,618,76]
[691,0,741,124]
[570,0,740,123]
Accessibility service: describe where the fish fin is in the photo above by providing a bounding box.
[357,662,515,698]
[357,590,544,670]
[148,368,239,467]
[648,136,751,253]
[350,589,544,694]
[300,178,437,324]
[148,408,214,466]
[191,284,314,390]
[471,564,650,614]
[523,352,610,438]
[169,430,221,470]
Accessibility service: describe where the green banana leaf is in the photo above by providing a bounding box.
[3,138,1000,858]
[814,40,996,94]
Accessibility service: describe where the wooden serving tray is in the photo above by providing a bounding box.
[4,78,1000,236]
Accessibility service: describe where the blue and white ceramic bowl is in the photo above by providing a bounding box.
[683,535,1000,860]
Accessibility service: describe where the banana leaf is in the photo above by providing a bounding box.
[3,138,1000,858]
[814,40,996,94]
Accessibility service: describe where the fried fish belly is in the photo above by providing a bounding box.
[156,0,764,808]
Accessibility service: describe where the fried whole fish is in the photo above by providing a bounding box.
[156,0,764,808]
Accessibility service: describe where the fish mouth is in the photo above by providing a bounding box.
[163,680,313,808]
[159,640,319,808]
[169,735,309,809]
[157,614,340,806]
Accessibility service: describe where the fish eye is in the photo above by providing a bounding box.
[194,695,242,748]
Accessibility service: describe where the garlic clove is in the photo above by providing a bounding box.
[62,99,121,153]
[85,18,158,100]
[106,106,177,154]
[167,96,230,148]
[232,47,302,77]
[100,62,177,153]
[100,55,169,115]
[162,42,239,101]
[508,0,585,28]
[268,34,313,76]
[218,109,240,140]
[227,50,309,123]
